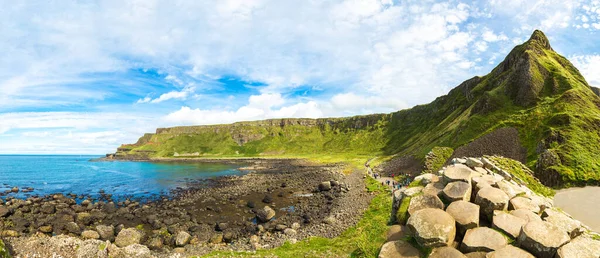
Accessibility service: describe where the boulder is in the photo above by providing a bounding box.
[464,252,487,258]
[466,158,484,168]
[492,211,527,238]
[429,246,467,258]
[460,227,507,253]
[445,201,479,235]
[407,194,444,216]
[96,225,115,241]
[175,231,191,246]
[443,181,472,202]
[209,233,223,244]
[415,173,439,185]
[39,225,53,233]
[423,182,445,197]
[77,212,93,225]
[481,157,494,169]
[443,164,473,183]
[541,208,582,237]
[486,245,534,258]
[114,228,144,247]
[40,203,56,214]
[284,228,296,236]
[256,206,276,222]
[386,225,409,242]
[65,221,81,234]
[509,197,540,213]
[0,206,11,217]
[510,209,542,223]
[404,187,424,197]
[378,240,422,258]
[118,244,154,258]
[81,230,100,239]
[318,181,332,191]
[516,221,570,258]
[555,234,600,258]
[496,180,522,199]
[406,208,456,248]
[474,186,509,219]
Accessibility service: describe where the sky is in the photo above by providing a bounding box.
[1,0,600,154]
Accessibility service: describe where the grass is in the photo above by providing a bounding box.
[423,147,454,174]
[201,177,392,258]
[0,239,10,258]
[486,156,555,197]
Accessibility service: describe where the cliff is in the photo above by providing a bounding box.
[114,30,600,187]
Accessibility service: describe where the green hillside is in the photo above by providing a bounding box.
[114,30,600,187]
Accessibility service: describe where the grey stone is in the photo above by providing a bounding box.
[475,186,509,219]
[516,221,570,258]
[509,197,540,213]
[541,208,582,237]
[429,246,467,258]
[406,208,456,248]
[407,194,444,216]
[96,225,115,242]
[486,245,534,258]
[378,240,422,258]
[81,230,100,239]
[318,181,331,191]
[461,227,508,253]
[510,209,542,223]
[386,225,409,242]
[555,234,600,258]
[256,206,276,222]
[466,158,484,168]
[423,182,445,197]
[446,201,479,235]
[415,173,439,185]
[114,228,144,247]
[443,181,472,202]
[444,164,474,183]
[492,211,527,238]
[175,231,191,247]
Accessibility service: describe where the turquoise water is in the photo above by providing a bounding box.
[0,155,244,201]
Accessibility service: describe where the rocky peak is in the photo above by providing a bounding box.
[526,29,553,51]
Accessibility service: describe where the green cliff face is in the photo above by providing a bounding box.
[116,30,600,187]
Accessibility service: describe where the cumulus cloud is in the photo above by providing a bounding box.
[571,55,600,86]
[137,85,196,104]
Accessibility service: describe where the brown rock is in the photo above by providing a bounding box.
[444,164,474,183]
[429,246,467,258]
[475,187,509,220]
[443,181,472,202]
[516,221,570,258]
[408,194,444,216]
[386,225,409,242]
[461,227,507,253]
[445,201,479,235]
[486,245,534,258]
[492,211,526,238]
[378,240,422,258]
[406,208,456,248]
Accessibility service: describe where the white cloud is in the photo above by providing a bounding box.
[571,55,600,87]
[482,28,509,42]
[137,85,196,104]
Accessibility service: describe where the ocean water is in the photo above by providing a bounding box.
[0,155,244,202]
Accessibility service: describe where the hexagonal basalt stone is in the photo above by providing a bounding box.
[443,181,472,202]
[445,201,479,235]
[460,227,507,253]
[406,208,456,248]
[443,164,474,184]
[407,194,444,216]
[474,186,509,220]
[510,209,542,223]
[516,221,570,258]
[429,246,467,258]
[486,245,534,258]
[378,240,422,258]
[492,211,527,238]
[509,197,540,213]
[555,234,600,258]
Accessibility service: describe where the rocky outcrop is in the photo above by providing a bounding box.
[383,156,600,258]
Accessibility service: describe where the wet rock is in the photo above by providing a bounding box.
[492,211,527,238]
[443,164,473,183]
[516,221,570,258]
[460,227,507,253]
[11,187,18,193]
[256,206,276,222]
[474,186,509,219]
[81,230,100,239]
[115,228,144,247]
[318,181,332,191]
[406,208,456,248]
[175,231,191,246]
[486,245,534,258]
[443,181,472,202]
[555,234,600,258]
[377,240,422,258]
[429,246,467,258]
[445,201,479,235]
[247,201,255,208]
[40,203,56,214]
[407,194,444,216]
[96,225,115,242]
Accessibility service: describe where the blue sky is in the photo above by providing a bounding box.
[1,0,600,154]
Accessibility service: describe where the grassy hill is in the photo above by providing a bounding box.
[115,30,600,187]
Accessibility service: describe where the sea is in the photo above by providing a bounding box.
[0,155,244,202]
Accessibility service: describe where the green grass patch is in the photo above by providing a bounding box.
[486,156,555,197]
[0,239,10,258]
[423,147,454,174]
[201,177,392,258]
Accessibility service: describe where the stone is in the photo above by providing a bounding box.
[96,225,115,241]
[209,233,223,244]
[496,180,522,199]
[284,228,297,236]
[1,230,19,237]
[461,227,507,253]
[275,224,287,231]
[466,158,484,168]
[555,234,600,258]
[377,240,422,258]
[0,206,11,217]
[509,197,540,213]
[147,237,163,250]
[77,212,93,225]
[492,211,527,238]
[406,208,456,248]
[475,186,509,219]
[40,203,56,214]
[404,187,424,197]
[445,201,479,235]
[464,252,487,258]
[114,228,144,247]
[76,240,108,258]
[510,209,542,223]
[486,245,534,258]
[443,181,472,202]
[415,173,439,185]
[481,157,494,169]
[423,182,445,197]
[429,246,467,258]
[386,225,409,242]
[256,206,276,222]
[407,194,444,215]
[39,225,53,233]
[175,231,191,246]
[121,244,153,258]
[443,164,473,183]
[318,181,332,191]
[541,208,582,237]
[82,230,100,239]
[65,221,81,234]
[217,222,228,231]
[291,222,300,230]
[516,221,570,258]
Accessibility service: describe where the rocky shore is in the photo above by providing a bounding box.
[380,156,600,258]
[0,159,373,257]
